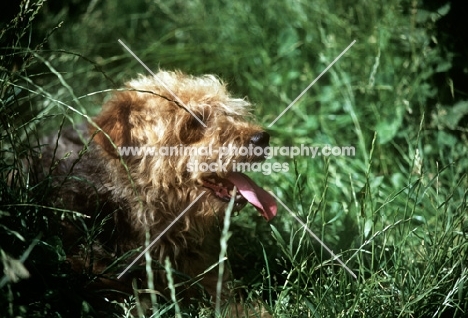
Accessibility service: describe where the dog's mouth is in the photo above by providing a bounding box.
[202,172,277,221]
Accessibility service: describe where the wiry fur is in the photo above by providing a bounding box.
[36,70,271,309]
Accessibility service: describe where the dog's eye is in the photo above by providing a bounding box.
[179,114,205,144]
[190,113,205,127]
[188,113,206,129]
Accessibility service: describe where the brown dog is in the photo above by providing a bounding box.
[37,70,276,313]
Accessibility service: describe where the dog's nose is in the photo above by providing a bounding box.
[250,131,270,147]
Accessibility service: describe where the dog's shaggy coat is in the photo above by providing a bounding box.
[37,70,276,308]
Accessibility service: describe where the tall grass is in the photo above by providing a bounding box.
[1,0,467,317]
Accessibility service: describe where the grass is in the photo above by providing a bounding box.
[1,0,467,317]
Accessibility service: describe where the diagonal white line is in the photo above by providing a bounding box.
[268,40,356,128]
[269,191,357,279]
[117,191,206,279]
[117,39,207,128]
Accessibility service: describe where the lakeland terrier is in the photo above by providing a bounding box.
[37,70,277,309]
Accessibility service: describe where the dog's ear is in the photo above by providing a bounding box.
[90,92,134,158]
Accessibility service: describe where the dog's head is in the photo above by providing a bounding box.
[90,70,276,221]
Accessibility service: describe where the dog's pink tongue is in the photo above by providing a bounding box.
[227,172,277,221]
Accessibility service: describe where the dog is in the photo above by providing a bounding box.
[36,70,277,314]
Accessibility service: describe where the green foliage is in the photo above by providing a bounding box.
[1,0,467,317]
